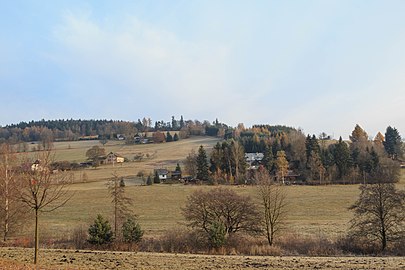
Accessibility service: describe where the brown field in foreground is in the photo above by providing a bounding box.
[1,248,404,270]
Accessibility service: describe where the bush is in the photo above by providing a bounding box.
[122,217,143,243]
[88,214,114,245]
[146,175,152,185]
[209,222,226,248]
[72,225,88,249]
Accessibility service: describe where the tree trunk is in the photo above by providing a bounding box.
[34,208,39,264]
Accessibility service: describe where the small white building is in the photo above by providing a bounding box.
[245,153,264,169]
[155,169,169,181]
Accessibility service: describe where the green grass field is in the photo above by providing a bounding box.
[15,137,405,242]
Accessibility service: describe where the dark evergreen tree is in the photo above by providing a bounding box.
[333,137,351,180]
[146,175,152,185]
[122,217,143,243]
[175,163,182,173]
[383,126,403,160]
[305,134,320,161]
[154,171,161,184]
[173,133,179,141]
[179,115,185,129]
[166,131,173,142]
[88,214,114,245]
[196,145,209,181]
[262,145,274,173]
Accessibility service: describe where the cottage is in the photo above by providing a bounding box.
[105,152,125,164]
[155,169,169,181]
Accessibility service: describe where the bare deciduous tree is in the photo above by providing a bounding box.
[107,172,133,237]
[182,188,261,237]
[349,182,405,251]
[255,168,288,246]
[20,150,73,264]
[184,149,197,178]
[0,143,27,241]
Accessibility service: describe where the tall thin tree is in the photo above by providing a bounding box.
[20,149,73,264]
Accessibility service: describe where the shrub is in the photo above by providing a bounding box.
[72,225,88,249]
[146,175,152,185]
[209,222,226,248]
[88,214,114,245]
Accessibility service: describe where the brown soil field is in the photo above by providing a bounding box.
[1,248,404,270]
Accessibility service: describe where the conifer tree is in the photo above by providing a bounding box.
[333,137,351,180]
[196,145,209,181]
[383,126,403,160]
[166,131,173,142]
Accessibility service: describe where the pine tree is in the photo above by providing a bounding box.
[122,217,143,243]
[383,126,403,160]
[333,137,351,180]
[196,145,209,181]
[166,131,173,142]
[262,145,274,173]
[173,133,179,141]
[175,163,182,173]
[88,214,114,245]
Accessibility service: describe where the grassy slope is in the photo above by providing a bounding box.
[16,138,405,241]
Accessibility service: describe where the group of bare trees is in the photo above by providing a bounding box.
[0,143,72,264]
[182,168,288,247]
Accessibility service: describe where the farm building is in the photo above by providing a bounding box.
[105,152,125,164]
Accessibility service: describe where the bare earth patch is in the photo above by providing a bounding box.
[1,248,404,270]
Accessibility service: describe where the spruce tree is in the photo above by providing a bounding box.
[384,126,403,160]
[333,137,351,180]
[88,214,114,245]
[196,145,209,181]
[166,131,173,142]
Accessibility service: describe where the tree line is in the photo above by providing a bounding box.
[184,124,403,185]
[0,117,230,144]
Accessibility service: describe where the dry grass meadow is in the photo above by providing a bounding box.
[1,248,405,270]
[1,137,405,269]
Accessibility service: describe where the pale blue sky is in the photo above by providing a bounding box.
[1,0,404,139]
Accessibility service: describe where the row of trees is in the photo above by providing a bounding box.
[0,117,229,144]
[186,124,403,184]
[182,169,405,252]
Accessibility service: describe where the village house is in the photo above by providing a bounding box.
[245,152,264,169]
[104,152,125,164]
[155,168,169,181]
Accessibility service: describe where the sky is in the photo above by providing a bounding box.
[1,0,404,139]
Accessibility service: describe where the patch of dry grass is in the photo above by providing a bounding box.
[1,248,404,270]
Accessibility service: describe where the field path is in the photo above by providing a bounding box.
[1,248,404,269]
